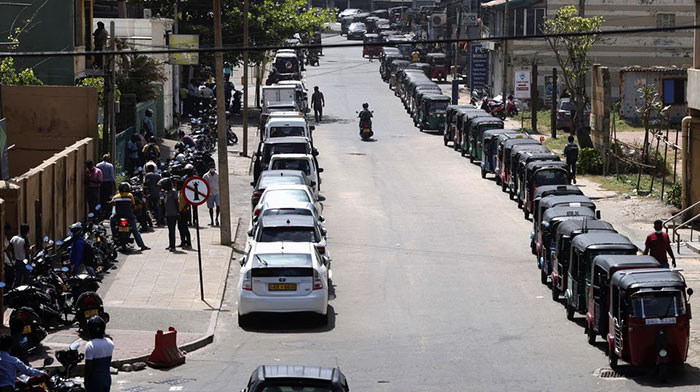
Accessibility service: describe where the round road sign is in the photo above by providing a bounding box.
[182,176,210,206]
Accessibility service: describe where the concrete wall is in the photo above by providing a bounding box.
[0,85,99,177]
[619,69,688,124]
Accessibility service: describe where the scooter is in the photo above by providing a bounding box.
[8,306,48,353]
[356,111,374,141]
[490,95,519,120]
[115,217,134,252]
[74,291,109,332]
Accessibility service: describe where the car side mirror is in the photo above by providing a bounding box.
[688,288,694,297]
[247,228,253,237]
[239,256,246,266]
[595,210,601,219]
[310,126,316,131]
[318,168,324,173]
[310,181,316,187]
[322,255,330,266]
[313,149,319,156]
[320,215,325,222]
[321,227,328,236]
[250,181,255,186]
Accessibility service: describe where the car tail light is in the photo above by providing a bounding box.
[316,245,325,255]
[242,270,252,291]
[313,270,323,290]
[252,191,262,199]
[119,219,128,227]
[253,208,261,218]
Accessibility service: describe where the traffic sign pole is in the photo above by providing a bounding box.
[182,176,210,302]
[194,206,204,301]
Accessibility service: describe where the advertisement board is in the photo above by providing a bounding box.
[169,34,199,65]
[514,70,531,99]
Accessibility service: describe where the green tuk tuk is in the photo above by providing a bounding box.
[454,109,491,153]
[466,116,504,163]
[481,129,520,179]
[443,104,475,147]
[417,94,451,132]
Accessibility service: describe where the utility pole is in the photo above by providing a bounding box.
[243,0,249,157]
[213,0,232,245]
[502,0,509,102]
[109,21,116,161]
[531,61,537,133]
[578,0,585,17]
[551,67,557,138]
[451,5,462,104]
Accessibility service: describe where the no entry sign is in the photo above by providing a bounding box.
[182,176,210,206]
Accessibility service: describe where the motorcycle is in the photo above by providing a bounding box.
[16,341,87,391]
[74,291,109,332]
[356,111,374,141]
[115,217,134,251]
[7,305,48,353]
[490,95,519,120]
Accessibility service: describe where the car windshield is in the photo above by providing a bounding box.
[430,101,449,111]
[259,175,304,189]
[560,101,575,111]
[397,44,412,56]
[351,23,366,30]
[254,253,312,267]
[258,227,318,242]
[270,127,305,138]
[271,159,312,176]
[261,387,332,392]
[631,292,686,318]
[262,190,311,204]
[535,170,568,186]
[274,58,299,73]
[265,143,308,157]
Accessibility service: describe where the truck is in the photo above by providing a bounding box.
[260,86,301,129]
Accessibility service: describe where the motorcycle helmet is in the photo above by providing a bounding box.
[184,163,194,172]
[119,182,132,193]
[87,316,106,339]
[175,153,186,162]
[145,108,153,117]
[69,222,83,234]
[144,160,157,173]
[362,102,369,109]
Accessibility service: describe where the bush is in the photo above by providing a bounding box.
[577,147,603,175]
[666,182,682,208]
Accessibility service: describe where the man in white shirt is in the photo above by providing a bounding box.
[6,224,30,288]
[84,316,114,392]
[203,163,220,226]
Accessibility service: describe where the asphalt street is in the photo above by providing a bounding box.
[113,35,700,391]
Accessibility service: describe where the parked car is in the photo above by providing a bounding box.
[268,153,323,198]
[556,98,591,131]
[247,214,329,259]
[264,116,314,142]
[253,135,317,182]
[237,242,330,327]
[338,8,363,18]
[252,184,320,220]
[347,22,367,40]
[250,170,308,208]
[254,200,325,232]
[241,365,350,392]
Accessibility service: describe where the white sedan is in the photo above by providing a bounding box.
[237,242,330,327]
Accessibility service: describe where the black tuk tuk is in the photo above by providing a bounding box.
[444,105,475,147]
[498,138,541,192]
[455,110,493,153]
[538,206,598,285]
[515,152,560,209]
[365,16,379,33]
[409,83,441,117]
[532,194,597,254]
[566,232,638,320]
[531,185,583,223]
[481,129,520,179]
[363,33,382,58]
[417,94,451,132]
[408,62,432,77]
[586,255,660,345]
[380,53,404,81]
[507,144,551,198]
[464,116,503,162]
[388,59,411,90]
[552,219,617,300]
[426,53,448,81]
[521,160,570,218]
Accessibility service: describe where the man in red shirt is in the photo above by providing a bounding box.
[643,219,676,268]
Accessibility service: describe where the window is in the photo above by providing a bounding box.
[662,79,686,105]
[510,8,545,37]
[657,13,675,28]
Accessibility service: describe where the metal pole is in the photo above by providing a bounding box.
[243,0,249,157]
[194,207,204,301]
[551,68,557,138]
[502,0,509,103]
[109,21,117,161]
[531,62,537,133]
[661,123,669,199]
[213,0,232,245]
[673,125,679,183]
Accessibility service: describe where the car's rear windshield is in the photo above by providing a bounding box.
[258,227,318,243]
[270,126,305,138]
[262,208,313,217]
[262,190,311,204]
[271,159,312,176]
[259,176,304,189]
[253,253,312,267]
[560,101,574,111]
[261,388,333,392]
[264,143,308,157]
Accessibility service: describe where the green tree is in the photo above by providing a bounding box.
[0,57,43,86]
[115,54,167,102]
[543,6,603,147]
[77,77,122,106]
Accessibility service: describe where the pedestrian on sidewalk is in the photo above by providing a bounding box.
[143,165,163,226]
[69,223,95,275]
[85,160,103,213]
[142,108,155,138]
[203,162,220,226]
[126,134,140,176]
[177,179,192,249]
[162,179,179,251]
[311,86,325,122]
[563,135,579,184]
[96,154,115,213]
[84,316,114,392]
[643,219,676,268]
[0,335,46,391]
[6,224,29,288]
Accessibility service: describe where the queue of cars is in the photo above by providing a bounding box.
[376,50,693,375]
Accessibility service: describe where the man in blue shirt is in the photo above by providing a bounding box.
[126,134,140,176]
[0,335,46,390]
[69,223,95,275]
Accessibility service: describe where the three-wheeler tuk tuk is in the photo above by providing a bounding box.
[363,33,382,58]
[515,152,560,209]
[565,232,638,320]
[454,109,490,152]
[498,138,540,193]
[586,255,661,345]
[444,105,475,147]
[521,160,570,218]
[607,269,692,371]
[532,194,597,254]
[481,129,520,179]
[531,185,583,222]
[465,116,504,163]
[365,16,379,33]
[552,219,617,300]
[380,53,404,81]
[417,94,451,132]
[493,132,525,182]
[412,86,441,121]
[388,59,411,90]
[426,53,448,81]
[538,206,598,285]
[408,62,432,77]
[508,144,551,198]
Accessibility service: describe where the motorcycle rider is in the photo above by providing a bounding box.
[0,334,46,391]
[358,102,373,134]
[110,183,150,251]
[84,316,114,392]
[69,222,96,275]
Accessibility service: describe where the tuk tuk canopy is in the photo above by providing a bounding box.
[534,184,582,200]
[611,269,686,291]
[556,219,616,240]
[542,206,596,225]
[470,116,503,130]
[422,95,451,111]
[592,255,660,273]
[570,232,636,252]
[426,52,447,65]
[364,33,381,42]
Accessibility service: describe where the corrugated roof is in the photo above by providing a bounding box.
[620,65,688,73]
[481,0,539,9]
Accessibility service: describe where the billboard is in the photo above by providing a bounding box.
[169,34,199,65]
[469,43,488,92]
[514,70,531,99]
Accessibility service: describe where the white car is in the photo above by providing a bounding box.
[264,116,313,141]
[237,242,329,327]
[268,153,323,198]
[253,184,321,223]
[247,213,330,261]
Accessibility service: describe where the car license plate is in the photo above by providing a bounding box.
[268,283,296,291]
[118,226,130,232]
[22,325,31,334]
[646,317,676,325]
[84,309,99,318]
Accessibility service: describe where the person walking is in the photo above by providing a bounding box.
[85,160,103,213]
[126,134,140,175]
[96,154,115,212]
[143,165,163,226]
[311,86,325,122]
[142,109,155,138]
[162,179,179,252]
[84,316,114,392]
[563,135,579,184]
[0,335,46,392]
[177,180,192,250]
[643,219,676,268]
[203,162,220,226]
[6,224,30,288]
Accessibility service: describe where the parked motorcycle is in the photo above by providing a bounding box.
[74,291,109,332]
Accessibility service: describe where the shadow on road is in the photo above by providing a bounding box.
[238,305,337,334]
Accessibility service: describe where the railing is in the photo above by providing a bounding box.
[663,200,700,253]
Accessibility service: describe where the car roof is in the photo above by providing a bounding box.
[263,136,311,145]
[539,194,594,208]
[252,242,315,255]
[512,143,549,156]
[556,219,616,237]
[542,206,596,222]
[261,214,315,228]
[263,184,312,192]
[275,53,298,58]
[612,269,686,291]
[470,116,503,125]
[534,185,583,198]
[260,170,305,179]
[257,365,342,382]
[261,200,316,212]
[593,255,660,271]
[268,118,307,126]
[267,111,305,118]
[571,232,635,251]
[269,153,313,160]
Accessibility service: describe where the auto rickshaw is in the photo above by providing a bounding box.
[395,69,424,101]
[498,138,540,192]
[426,53,448,82]
[530,185,583,223]
[455,110,492,153]
[532,194,597,254]
[521,160,570,218]
[417,94,451,132]
[507,144,551,198]
[444,105,475,147]
[481,129,520,179]
[363,33,382,58]
[493,132,525,181]
[365,16,379,33]
[409,83,441,118]
[586,255,661,345]
[515,152,561,209]
[538,206,598,285]
[388,59,411,90]
[380,53,405,81]
[607,269,692,371]
[566,232,638,320]
[464,116,503,162]
[408,62,432,78]
[552,219,617,300]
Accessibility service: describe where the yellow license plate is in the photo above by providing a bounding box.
[84,309,99,318]
[22,325,31,334]
[118,226,130,232]
[268,283,297,291]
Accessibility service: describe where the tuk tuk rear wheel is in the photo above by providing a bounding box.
[540,268,547,284]
[566,302,575,321]
[551,285,560,301]
[608,350,619,368]
[481,167,486,179]
[586,326,596,345]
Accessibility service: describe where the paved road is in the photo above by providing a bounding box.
[114,35,700,391]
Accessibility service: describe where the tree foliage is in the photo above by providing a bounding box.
[0,57,43,86]
[116,53,167,102]
[543,6,603,145]
[77,77,122,106]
